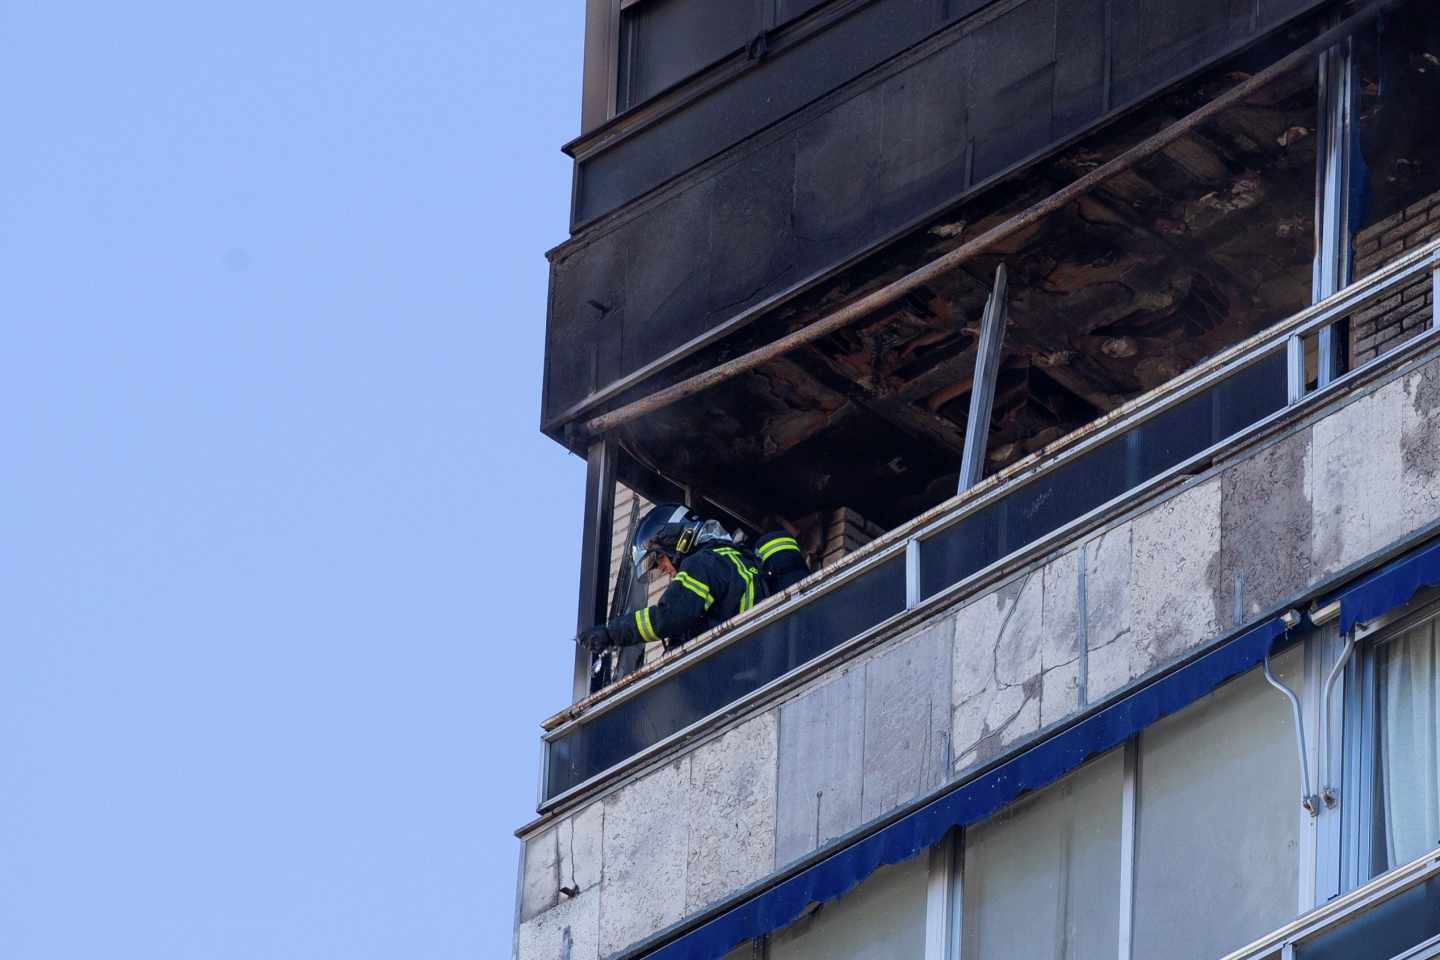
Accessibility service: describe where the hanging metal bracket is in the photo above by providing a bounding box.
[1319,628,1357,809]
[1263,616,1319,816]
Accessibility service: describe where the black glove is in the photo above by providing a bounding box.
[578,624,613,653]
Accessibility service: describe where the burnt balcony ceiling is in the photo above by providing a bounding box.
[613,64,1318,530]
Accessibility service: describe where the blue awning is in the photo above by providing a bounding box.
[645,615,1291,960]
[1330,536,1440,636]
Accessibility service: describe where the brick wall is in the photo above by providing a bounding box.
[817,507,885,569]
[1351,190,1439,364]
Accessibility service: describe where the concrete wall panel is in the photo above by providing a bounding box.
[599,759,691,956]
[687,713,779,913]
[775,668,867,866]
[1220,429,1313,622]
[519,801,604,923]
[1086,480,1222,701]
[517,885,600,960]
[952,567,1060,771]
[861,617,954,822]
[1312,380,1408,578]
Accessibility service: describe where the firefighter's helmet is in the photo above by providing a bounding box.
[630,503,704,575]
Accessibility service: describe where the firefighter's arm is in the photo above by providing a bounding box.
[606,562,716,646]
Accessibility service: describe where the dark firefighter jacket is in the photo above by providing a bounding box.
[607,544,766,648]
[755,531,809,593]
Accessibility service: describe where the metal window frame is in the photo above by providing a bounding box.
[1118,737,1139,960]
[924,828,962,960]
[1312,18,1357,371]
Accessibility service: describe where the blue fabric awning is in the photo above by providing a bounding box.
[1330,536,1440,636]
[646,616,1291,960]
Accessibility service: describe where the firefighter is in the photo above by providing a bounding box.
[579,504,767,653]
[753,529,809,593]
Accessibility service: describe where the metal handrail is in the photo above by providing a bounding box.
[1219,848,1440,960]
[543,238,1440,753]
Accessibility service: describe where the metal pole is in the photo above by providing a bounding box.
[574,438,617,701]
[576,0,1404,442]
[1286,334,1306,403]
[1432,253,1440,330]
[1313,24,1357,387]
[1262,640,1319,815]
[958,264,1008,493]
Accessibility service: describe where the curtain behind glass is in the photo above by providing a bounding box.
[1377,619,1440,870]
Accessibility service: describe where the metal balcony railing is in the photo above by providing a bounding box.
[539,239,1440,810]
[1220,848,1440,960]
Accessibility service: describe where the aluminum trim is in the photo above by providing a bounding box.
[1118,738,1138,960]
[1388,932,1440,960]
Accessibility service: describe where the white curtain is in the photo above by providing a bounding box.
[1378,619,1440,869]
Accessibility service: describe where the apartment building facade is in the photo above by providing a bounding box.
[518,0,1440,957]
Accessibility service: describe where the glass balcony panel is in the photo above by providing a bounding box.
[545,556,906,799]
[1296,875,1440,960]
[920,348,1287,602]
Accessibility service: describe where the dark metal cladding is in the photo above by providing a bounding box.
[544,0,1329,429]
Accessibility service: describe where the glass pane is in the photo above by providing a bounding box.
[919,349,1286,601]
[1351,0,1440,260]
[770,855,928,960]
[1131,648,1302,960]
[546,556,906,799]
[961,750,1123,960]
[1367,618,1440,880]
[1297,875,1440,960]
[1347,0,1440,364]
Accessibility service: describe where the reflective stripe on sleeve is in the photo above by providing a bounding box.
[757,537,801,560]
[675,572,715,609]
[635,607,660,644]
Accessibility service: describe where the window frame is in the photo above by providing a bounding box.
[1337,592,1440,894]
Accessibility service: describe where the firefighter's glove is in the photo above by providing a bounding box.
[579,624,614,653]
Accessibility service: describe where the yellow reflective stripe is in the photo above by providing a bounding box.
[675,572,714,610]
[757,537,800,560]
[635,607,660,644]
[714,548,757,613]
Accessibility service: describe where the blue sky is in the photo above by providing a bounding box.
[2,1,584,955]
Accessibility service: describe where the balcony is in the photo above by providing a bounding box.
[540,236,1440,810]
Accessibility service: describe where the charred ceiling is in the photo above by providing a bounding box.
[607,34,1322,534]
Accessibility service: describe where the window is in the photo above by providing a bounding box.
[1131,646,1304,959]
[1349,600,1440,886]
[769,855,928,959]
[960,750,1124,960]
[1365,615,1440,879]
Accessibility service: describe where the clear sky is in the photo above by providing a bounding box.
[2,1,585,955]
